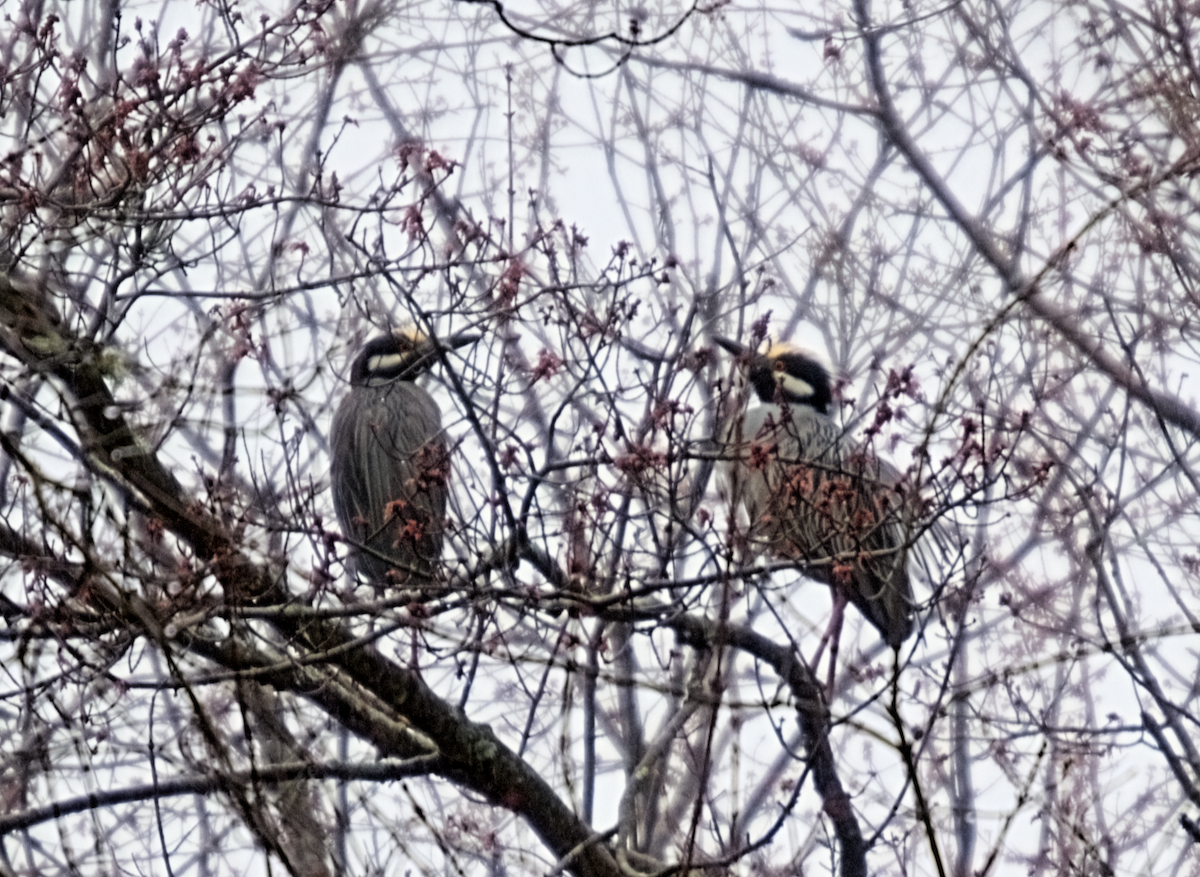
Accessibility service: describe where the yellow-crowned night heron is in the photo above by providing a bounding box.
[331,327,477,586]
[716,336,914,648]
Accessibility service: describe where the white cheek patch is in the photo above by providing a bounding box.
[776,372,815,398]
[367,353,408,374]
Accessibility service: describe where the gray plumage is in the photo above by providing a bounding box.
[330,328,476,586]
[717,336,914,647]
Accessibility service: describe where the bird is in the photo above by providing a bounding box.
[330,326,478,587]
[715,335,915,648]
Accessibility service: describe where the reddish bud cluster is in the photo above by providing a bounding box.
[497,257,524,305]
[132,56,160,89]
[530,348,563,382]
[570,225,589,252]
[227,63,259,103]
[747,442,776,472]
[652,398,693,429]
[864,399,895,439]
[424,150,455,174]
[396,141,424,172]
[750,312,772,344]
[614,444,667,478]
[454,218,485,249]
[498,444,520,470]
[414,443,451,489]
[400,518,428,546]
[401,204,424,239]
[383,497,409,522]
[1056,91,1106,134]
[1184,554,1200,577]
[678,346,712,371]
[885,364,918,399]
[167,28,189,55]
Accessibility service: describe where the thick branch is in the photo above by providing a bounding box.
[0,273,623,877]
[270,610,626,877]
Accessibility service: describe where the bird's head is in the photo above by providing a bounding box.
[350,326,480,386]
[714,335,833,414]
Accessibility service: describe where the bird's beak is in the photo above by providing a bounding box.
[713,335,748,357]
[714,335,769,370]
[714,335,775,379]
[443,331,482,351]
[411,330,480,363]
[402,330,480,377]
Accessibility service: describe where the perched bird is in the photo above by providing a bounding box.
[715,335,914,648]
[330,326,478,587]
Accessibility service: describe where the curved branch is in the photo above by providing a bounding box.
[668,613,867,877]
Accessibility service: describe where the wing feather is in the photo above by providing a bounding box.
[331,381,447,585]
[731,404,915,646]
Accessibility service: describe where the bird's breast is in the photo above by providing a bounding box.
[738,403,841,463]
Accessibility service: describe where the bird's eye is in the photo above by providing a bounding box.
[774,360,785,371]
